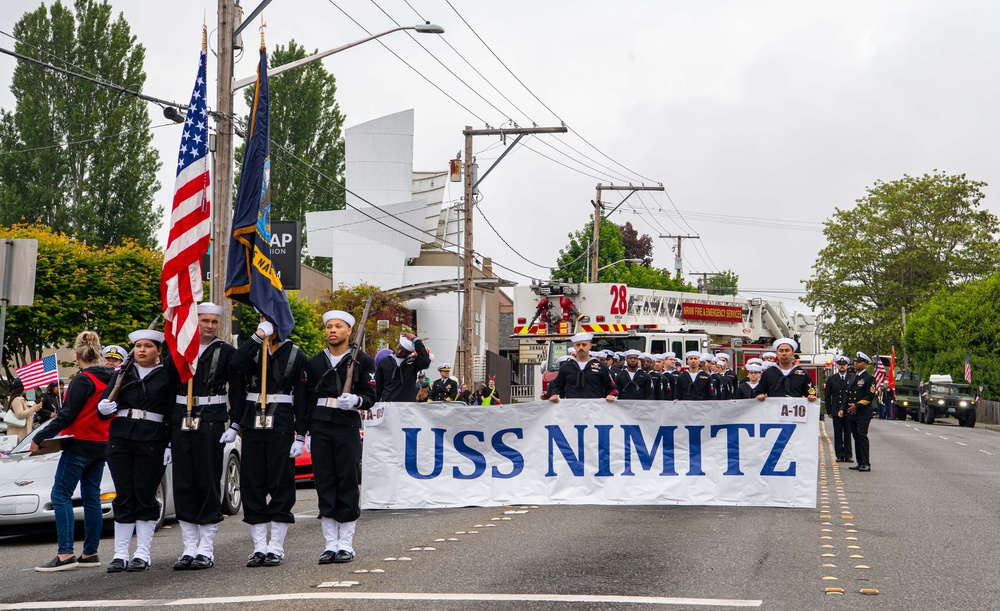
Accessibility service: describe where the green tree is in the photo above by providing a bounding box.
[236,40,346,273]
[236,292,325,357]
[706,269,739,295]
[903,274,1000,399]
[0,224,162,380]
[0,0,161,247]
[551,217,625,283]
[804,171,1000,355]
[602,264,694,292]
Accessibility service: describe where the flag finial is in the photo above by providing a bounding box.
[260,17,266,49]
[201,23,207,52]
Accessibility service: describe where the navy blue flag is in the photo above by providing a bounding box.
[224,45,294,340]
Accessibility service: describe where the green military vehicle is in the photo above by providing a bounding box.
[894,370,922,421]
[919,374,978,427]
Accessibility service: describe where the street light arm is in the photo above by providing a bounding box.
[595,258,645,273]
[231,24,442,91]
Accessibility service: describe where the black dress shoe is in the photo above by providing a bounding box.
[262,552,283,567]
[246,552,266,567]
[106,558,127,573]
[318,550,337,565]
[858,465,871,472]
[173,555,194,570]
[126,558,150,572]
[333,550,355,564]
[848,465,861,470]
[189,555,214,570]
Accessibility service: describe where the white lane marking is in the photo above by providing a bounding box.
[925,432,933,436]
[939,436,949,440]
[979,450,995,456]
[957,442,968,446]
[0,591,764,608]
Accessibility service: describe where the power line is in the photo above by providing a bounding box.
[0,121,177,156]
[475,201,551,269]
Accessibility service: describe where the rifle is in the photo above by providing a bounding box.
[342,294,373,396]
[107,315,161,403]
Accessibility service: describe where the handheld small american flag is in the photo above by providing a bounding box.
[964,354,972,383]
[15,355,59,389]
[161,28,212,384]
[873,355,887,388]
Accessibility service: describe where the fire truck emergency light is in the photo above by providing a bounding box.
[596,315,605,322]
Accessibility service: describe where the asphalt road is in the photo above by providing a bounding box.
[1,416,998,610]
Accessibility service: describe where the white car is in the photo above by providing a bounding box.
[0,421,241,536]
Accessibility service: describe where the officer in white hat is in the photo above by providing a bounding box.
[755,338,817,402]
[304,309,377,564]
[547,333,618,402]
[230,317,309,567]
[97,328,177,573]
[843,352,876,472]
[170,303,242,570]
[825,356,853,462]
[375,332,431,402]
[761,352,777,368]
[430,363,460,401]
[102,345,127,370]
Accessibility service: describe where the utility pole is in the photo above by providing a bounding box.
[689,272,721,294]
[659,234,699,280]
[213,0,235,341]
[459,125,567,385]
[590,184,664,282]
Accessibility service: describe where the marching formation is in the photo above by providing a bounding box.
[29,303,376,573]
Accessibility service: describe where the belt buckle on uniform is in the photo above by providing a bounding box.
[181,413,201,431]
[254,402,276,430]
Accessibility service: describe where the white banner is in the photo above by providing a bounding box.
[361,398,818,510]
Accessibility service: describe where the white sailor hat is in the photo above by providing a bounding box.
[613,352,625,360]
[664,352,676,359]
[589,351,602,357]
[399,335,415,351]
[602,349,615,358]
[685,350,702,360]
[715,353,730,363]
[557,355,571,364]
[323,310,355,327]
[197,302,223,316]
[653,354,665,361]
[762,351,777,359]
[102,345,127,361]
[568,347,577,355]
[701,352,716,362]
[128,329,164,344]
[640,352,653,361]
[834,355,850,365]
[570,332,594,344]
[746,363,764,372]
[854,352,872,364]
[624,349,642,357]
[746,358,764,366]
[437,363,452,371]
[773,338,798,351]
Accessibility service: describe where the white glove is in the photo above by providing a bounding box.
[220,427,238,444]
[336,393,361,410]
[305,435,311,453]
[256,320,274,337]
[289,440,305,458]
[97,399,118,416]
[163,448,172,466]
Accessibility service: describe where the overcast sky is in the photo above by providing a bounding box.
[2,0,998,316]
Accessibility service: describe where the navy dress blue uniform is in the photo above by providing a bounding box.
[303,348,377,525]
[675,370,717,401]
[549,358,618,399]
[757,365,817,399]
[711,371,730,399]
[168,339,242,527]
[660,370,676,401]
[231,335,308,527]
[375,339,430,402]
[737,379,762,399]
[430,376,459,401]
[846,368,877,470]
[647,369,663,400]
[824,370,853,461]
[614,368,652,400]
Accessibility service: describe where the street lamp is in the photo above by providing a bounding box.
[211,12,445,338]
[231,23,445,91]
[595,258,645,273]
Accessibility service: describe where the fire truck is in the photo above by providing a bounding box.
[511,281,829,399]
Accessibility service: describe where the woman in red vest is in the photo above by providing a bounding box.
[32,331,113,572]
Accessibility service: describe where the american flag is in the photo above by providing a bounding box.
[15,355,59,389]
[161,28,212,384]
[964,354,972,383]
[873,355,886,388]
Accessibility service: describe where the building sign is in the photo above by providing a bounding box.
[270,220,301,290]
[518,340,547,365]
[681,302,743,323]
